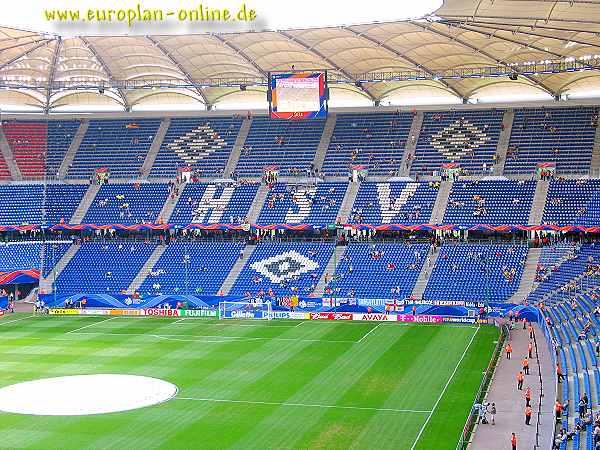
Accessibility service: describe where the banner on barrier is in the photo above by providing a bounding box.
[397,314,443,324]
[79,309,109,315]
[353,313,397,321]
[442,316,477,324]
[49,308,81,315]
[109,309,141,316]
[222,309,265,319]
[182,309,217,318]
[310,312,353,321]
[143,308,182,317]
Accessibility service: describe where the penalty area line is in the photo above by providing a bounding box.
[0,315,35,326]
[357,323,382,343]
[175,396,432,414]
[71,331,357,344]
[409,326,480,450]
[65,316,119,334]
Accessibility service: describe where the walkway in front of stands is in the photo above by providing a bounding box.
[470,323,556,450]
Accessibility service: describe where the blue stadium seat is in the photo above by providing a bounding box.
[150,117,243,178]
[83,183,169,225]
[505,107,597,174]
[424,243,528,302]
[326,242,429,299]
[230,242,335,297]
[55,243,157,294]
[67,119,161,179]
[170,183,258,225]
[256,182,347,226]
[412,110,504,176]
[235,117,324,177]
[349,182,438,224]
[139,242,243,296]
[443,180,536,225]
[322,112,412,176]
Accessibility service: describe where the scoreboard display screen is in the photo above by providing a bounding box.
[269,71,327,119]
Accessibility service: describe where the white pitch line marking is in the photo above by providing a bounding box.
[65,317,119,334]
[357,323,382,343]
[175,396,432,414]
[71,331,357,344]
[294,321,305,328]
[172,322,295,328]
[409,326,481,450]
[0,315,35,326]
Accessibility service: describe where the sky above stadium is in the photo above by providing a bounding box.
[3,0,443,36]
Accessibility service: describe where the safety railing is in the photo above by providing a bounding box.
[455,320,509,450]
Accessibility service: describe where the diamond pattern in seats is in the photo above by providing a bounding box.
[430,119,490,160]
[167,124,226,164]
[250,250,319,284]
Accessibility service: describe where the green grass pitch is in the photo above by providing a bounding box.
[0,313,498,449]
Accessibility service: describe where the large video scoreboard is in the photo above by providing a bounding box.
[268,71,328,119]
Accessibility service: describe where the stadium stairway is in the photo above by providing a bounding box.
[508,247,542,303]
[140,118,170,179]
[312,113,337,173]
[58,120,88,180]
[219,244,255,295]
[158,182,186,223]
[399,111,424,177]
[529,180,550,225]
[70,184,101,224]
[127,244,168,293]
[224,117,252,177]
[411,244,440,299]
[313,245,347,296]
[429,181,452,224]
[470,323,556,450]
[246,184,270,224]
[591,122,600,176]
[39,244,80,292]
[494,110,514,175]
[0,125,21,180]
[336,181,361,223]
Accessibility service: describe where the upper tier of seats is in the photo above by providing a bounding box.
[67,119,161,179]
[542,180,600,226]
[230,242,334,296]
[349,182,439,224]
[443,180,536,225]
[56,242,157,294]
[424,242,528,302]
[505,107,597,174]
[411,109,504,176]
[170,182,258,225]
[322,112,412,176]
[2,121,47,179]
[139,241,243,296]
[257,182,347,226]
[0,243,41,272]
[2,120,80,180]
[235,117,324,177]
[150,117,243,178]
[83,183,169,225]
[327,242,429,299]
[45,121,80,178]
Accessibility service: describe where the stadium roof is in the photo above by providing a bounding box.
[1,0,600,112]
